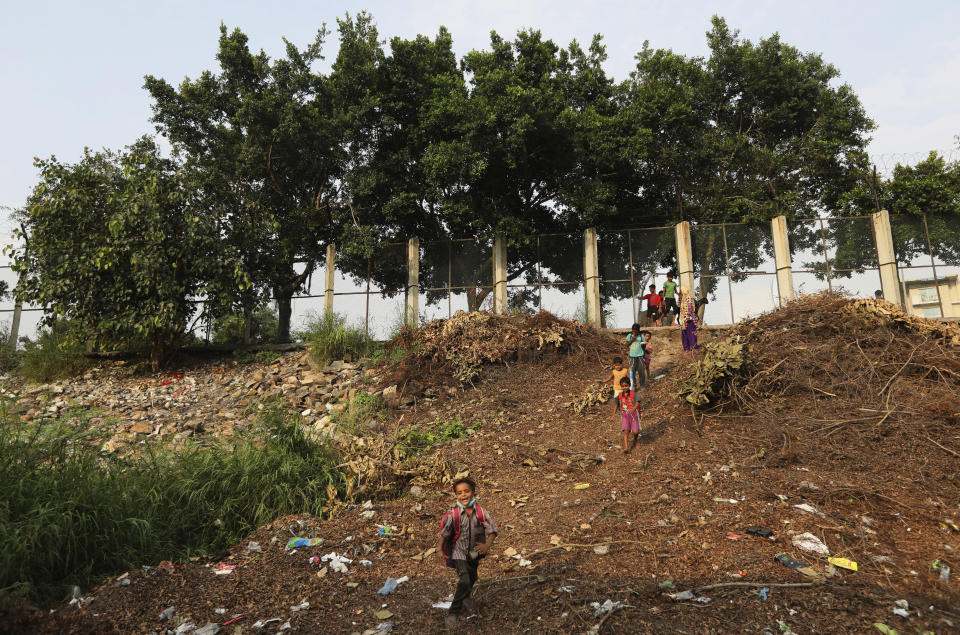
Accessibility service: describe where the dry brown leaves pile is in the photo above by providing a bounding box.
[398,310,593,384]
[322,434,450,515]
[566,382,612,414]
[690,292,960,473]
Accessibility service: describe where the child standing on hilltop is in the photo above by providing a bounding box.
[640,284,661,327]
[438,477,498,630]
[662,272,679,326]
[614,376,642,452]
[625,323,646,390]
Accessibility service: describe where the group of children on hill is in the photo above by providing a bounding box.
[639,271,681,327]
[601,323,653,454]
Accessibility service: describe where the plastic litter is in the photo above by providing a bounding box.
[246,541,261,552]
[320,552,352,573]
[159,606,175,621]
[290,601,309,612]
[221,614,245,626]
[791,532,829,556]
[666,590,711,604]
[375,609,394,620]
[774,552,825,582]
[193,624,221,635]
[376,623,393,634]
[377,525,398,537]
[713,497,738,504]
[590,599,626,617]
[360,559,373,566]
[746,526,773,538]
[213,563,236,575]
[827,557,858,571]
[377,576,410,595]
[174,623,196,634]
[792,503,825,517]
[286,537,322,550]
[574,483,591,490]
[432,601,453,610]
[726,532,747,540]
[593,545,609,555]
[362,510,375,519]
[758,587,769,601]
[252,618,282,629]
[873,624,898,635]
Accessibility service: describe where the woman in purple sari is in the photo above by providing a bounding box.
[678,287,698,352]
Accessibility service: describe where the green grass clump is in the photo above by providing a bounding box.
[330,391,391,436]
[0,399,344,606]
[397,417,478,455]
[297,312,371,365]
[18,322,91,383]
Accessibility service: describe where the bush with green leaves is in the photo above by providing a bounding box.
[0,399,344,606]
[213,306,280,345]
[298,311,371,365]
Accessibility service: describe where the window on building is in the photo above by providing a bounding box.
[921,307,942,318]
[916,287,938,304]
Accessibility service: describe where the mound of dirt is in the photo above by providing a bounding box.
[393,310,616,386]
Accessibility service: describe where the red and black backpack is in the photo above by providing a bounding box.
[440,506,487,568]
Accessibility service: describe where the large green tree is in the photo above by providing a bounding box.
[12,139,230,366]
[623,17,875,306]
[144,24,347,340]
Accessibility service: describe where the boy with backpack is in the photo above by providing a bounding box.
[438,477,498,629]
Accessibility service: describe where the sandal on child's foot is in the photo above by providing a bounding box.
[444,614,459,630]
[463,598,478,614]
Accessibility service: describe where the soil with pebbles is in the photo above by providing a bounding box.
[6,311,960,634]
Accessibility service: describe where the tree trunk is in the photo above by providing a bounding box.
[697,233,718,323]
[242,306,252,346]
[276,290,293,342]
[466,287,492,311]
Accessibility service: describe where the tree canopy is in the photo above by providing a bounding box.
[13,13,958,353]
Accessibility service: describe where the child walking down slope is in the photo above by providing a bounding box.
[614,376,642,452]
[438,478,498,629]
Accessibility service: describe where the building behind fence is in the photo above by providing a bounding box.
[2,210,958,347]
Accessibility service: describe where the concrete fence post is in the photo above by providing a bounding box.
[324,244,336,315]
[493,234,507,314]
[8,300,21,353]
[675,221,695,298]
[583,228,602,327]
[771,215,795,305]
[872,209,903,307]
[406,237,419,327]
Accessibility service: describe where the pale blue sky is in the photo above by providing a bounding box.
[1,1,958,334]
[2,0,959,218]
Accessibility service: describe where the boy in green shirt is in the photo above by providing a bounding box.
[662,273,680,326]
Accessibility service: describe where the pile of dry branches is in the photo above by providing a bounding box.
[398,310,597,384]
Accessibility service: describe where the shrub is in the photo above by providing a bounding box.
[213,306,279,345]
[297,312,371,365]
[396,417,477,455]
[18,320,91,383]
[330,391,390,436]
[0,399,344,606]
